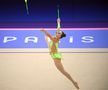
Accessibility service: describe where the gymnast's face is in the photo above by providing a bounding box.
[56,31,62,39]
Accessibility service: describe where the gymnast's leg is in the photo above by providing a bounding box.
[53,59,79,89]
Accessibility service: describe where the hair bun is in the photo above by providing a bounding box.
[60,31,66,39]
[63,34,66,37]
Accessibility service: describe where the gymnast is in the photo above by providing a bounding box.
[40,18,79,89]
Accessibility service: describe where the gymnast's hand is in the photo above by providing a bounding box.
[57,18,61,23]
[40,28,46,32]
[40,29,49,35]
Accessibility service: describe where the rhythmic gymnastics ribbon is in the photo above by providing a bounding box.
[25,0,29,15]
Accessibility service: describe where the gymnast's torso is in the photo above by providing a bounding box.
[49,39,59,54]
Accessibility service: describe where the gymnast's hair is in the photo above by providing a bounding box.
[60,31,66,39]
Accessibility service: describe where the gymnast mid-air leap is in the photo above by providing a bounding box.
[40,8,79,89]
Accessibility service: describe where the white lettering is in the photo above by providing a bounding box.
[69,36,74,43]
[3,36,17,43]
[25,36,38,43]
[81,36,94,43]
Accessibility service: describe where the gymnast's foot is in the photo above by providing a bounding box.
[73,81,79,89]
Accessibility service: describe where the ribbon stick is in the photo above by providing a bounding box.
[57,5,61,31]
[25,0,29,15]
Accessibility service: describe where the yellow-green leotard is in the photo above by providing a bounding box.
[49,41,62,59]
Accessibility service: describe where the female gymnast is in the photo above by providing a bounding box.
[40,19,79,89]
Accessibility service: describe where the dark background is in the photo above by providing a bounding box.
[0,0,108,22]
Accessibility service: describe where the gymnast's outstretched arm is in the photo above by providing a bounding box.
[40,29,57,43]
[57,18,61,31]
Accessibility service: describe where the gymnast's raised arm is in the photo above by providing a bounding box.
[40,29,57,43]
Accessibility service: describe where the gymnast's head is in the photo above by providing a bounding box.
[56,31,66,39]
